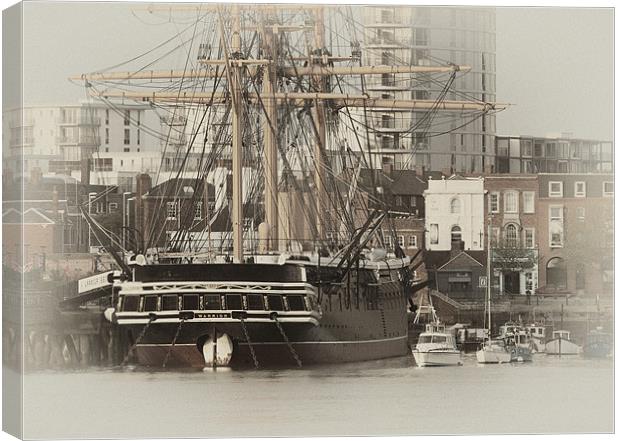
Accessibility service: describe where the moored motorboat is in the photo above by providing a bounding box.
[412,322,462,367]
[545,330,581,355]
[476,338,512,364]
[499,323,533,362]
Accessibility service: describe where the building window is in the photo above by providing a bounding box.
[194,202,202,220]
[489,192,499,213]
[576,207,585,222]
[124,110,130,125]
[395,195,402,206]
[549,206,564,248]
[451,225,462,244]
[167,201,178,220]
[137,129,141,145]
[124,129,130,145]
[397,235,405,248]
[546,257,567,289]
[574,181,586,197]
[410,196,417,207]
[524,228,535,249]
[450,198,461,214]
[504,224,518,247]
[523,191,535,213]
[603,181,613,197]
[408,235,417,248]
[105,109,109,125]
[504,191,518,213]
[105,128,109,144]
[429,224,439,245]
[549,181,563,197]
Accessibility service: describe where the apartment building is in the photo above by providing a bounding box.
[495,135,613,174]
[536,173,613,297]
[3,102,160,182]
[360,6,496,173]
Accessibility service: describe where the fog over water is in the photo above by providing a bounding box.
[21,355,613,438]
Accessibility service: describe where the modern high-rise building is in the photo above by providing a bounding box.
[2,102,160,187]
[359,6,496,173]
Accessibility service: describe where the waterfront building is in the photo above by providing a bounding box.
[424,245,487,301]
[536,173,613,297]
[360,6,496,173]
[424,175,485,251]
[483,174,539,296]
[495,135,613,174]
[2,102,160,182]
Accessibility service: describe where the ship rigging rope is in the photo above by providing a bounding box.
[162,318,186,368]
[121,315,156,367]
[239,318,260,369]
[273,316,302,368]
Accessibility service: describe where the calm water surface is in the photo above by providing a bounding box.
[22,354,613,438]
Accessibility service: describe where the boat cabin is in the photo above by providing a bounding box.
[551,330,571,341]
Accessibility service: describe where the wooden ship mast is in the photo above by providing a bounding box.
[71,4,505,262]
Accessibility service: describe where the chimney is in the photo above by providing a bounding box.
[52,186,59,221]
[415,165,425,177]
[382,162,393,176]
[441,167,453,178]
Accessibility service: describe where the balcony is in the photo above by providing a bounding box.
[56,135,100,145]
[56,116,101,126]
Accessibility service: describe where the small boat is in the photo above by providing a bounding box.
[499,323,533,362]
[476,338,512,364]
[412,322,462,367]
[583,327,612,358]
[545,330,581,355]
[524,323,548,353]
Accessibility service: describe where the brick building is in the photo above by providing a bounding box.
[536,173,613,297]
[483,174,539,296]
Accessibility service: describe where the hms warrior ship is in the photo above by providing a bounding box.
[71,4,502,368]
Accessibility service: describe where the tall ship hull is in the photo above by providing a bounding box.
[110,258,411,368]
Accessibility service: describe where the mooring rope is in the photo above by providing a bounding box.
[273,316,302,368]
[162,318,186,368]
[240,317,259,369]
[121,315,156,367]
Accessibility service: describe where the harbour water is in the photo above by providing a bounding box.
[21,354,612,439]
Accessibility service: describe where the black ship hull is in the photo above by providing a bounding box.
[113,260,411,367]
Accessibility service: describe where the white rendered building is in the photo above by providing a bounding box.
[424,175,485,251]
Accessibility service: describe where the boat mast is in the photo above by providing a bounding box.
[261,20,279,252]
[312,6,327,242]
[486,196,492,340]
[227,4,244,263]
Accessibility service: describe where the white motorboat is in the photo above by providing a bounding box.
[476,338,512,364]
[545,330,581,355]
[412,322,462,367]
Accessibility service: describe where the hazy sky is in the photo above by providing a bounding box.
[6,2,614,141]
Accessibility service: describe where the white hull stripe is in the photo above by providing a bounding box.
[135,335,407,347]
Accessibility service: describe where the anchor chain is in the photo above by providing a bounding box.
[273,316,302,368]
[162,318,186,368]
[240,318,259,369]
[121,315,156,367]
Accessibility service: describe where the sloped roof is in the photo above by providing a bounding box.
[3,208,55,225]
[145,178,215,198]
[424,250,487,270]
